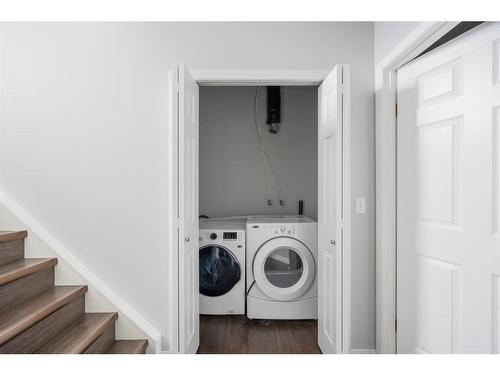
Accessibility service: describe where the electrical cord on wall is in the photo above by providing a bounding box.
[254,86,285,206]
[254,86,272,205]
[246,280,256,297]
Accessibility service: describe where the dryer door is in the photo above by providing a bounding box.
[199,245,241,297]
[253,237,315,301]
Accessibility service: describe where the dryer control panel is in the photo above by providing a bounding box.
[247,218,317,240]
[250,223,297,236]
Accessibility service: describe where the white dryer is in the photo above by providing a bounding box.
[199,219,246,315]
[246,215,318,320]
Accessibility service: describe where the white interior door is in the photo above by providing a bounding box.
[397,23,500,353]
[318,65,350,354]
[178,63,200,354]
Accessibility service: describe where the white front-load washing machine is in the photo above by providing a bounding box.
[246,215,318,320]
[199,219,246,315]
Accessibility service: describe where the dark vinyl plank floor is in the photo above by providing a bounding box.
[197,315,321,354]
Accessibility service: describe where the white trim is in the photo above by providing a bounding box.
[192,69,328,86]
[375,22,459,354]
[166,64,180,353]
[341,64,352,354]
[350,348,377,354]
[0,190,162,353]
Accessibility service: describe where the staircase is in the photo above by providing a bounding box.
[0,231,148,354]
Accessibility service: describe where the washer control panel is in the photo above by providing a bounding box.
[199,229,245,244]
[223,232,238,240]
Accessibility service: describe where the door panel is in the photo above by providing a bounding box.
[318,65,345,354]
[178,64,199,354]
[397,23,500,353]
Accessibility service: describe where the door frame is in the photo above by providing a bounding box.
[167,67,352,353]
[374,21,461,354]
[192,69,329,86]
[166,65,180,353]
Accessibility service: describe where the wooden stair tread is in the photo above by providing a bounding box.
[0,258,58,286]
[0,228,147,354]
[106,339,148,354]
[0,231,28,243]
[0,285,87,345]
[37,312,118,354]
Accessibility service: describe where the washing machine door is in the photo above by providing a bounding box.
[199,245,241,297]
[252,237,315,301]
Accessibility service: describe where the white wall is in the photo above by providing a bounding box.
[0,200,156,350]
[199,86,318,219]
[374,22,421,65]
[0,22,375,351]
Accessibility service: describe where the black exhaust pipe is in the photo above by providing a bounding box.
[266,86,281,134]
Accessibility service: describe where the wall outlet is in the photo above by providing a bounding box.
[355,198,366,214]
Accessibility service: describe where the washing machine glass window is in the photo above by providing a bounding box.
[264,247,303,288]
[253,237,315,301]
[199,245,241,297]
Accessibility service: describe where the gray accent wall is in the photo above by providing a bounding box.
[199,86,318,219]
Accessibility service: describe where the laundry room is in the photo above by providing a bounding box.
[196,84,321,353]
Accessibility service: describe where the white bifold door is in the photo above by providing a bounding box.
[317,65,351,354]
[397,23,500,353]
[177,64,200,354]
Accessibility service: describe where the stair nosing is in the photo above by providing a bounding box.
[38,312,118,354]
[0,231,28,243]
[0,258,58,286]
[0,285,88,345]
[107,339,148,354]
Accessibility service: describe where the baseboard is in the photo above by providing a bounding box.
[0,190,162,353]
[350,348,377,354]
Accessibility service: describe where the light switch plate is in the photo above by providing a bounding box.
[355,198,366,214]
